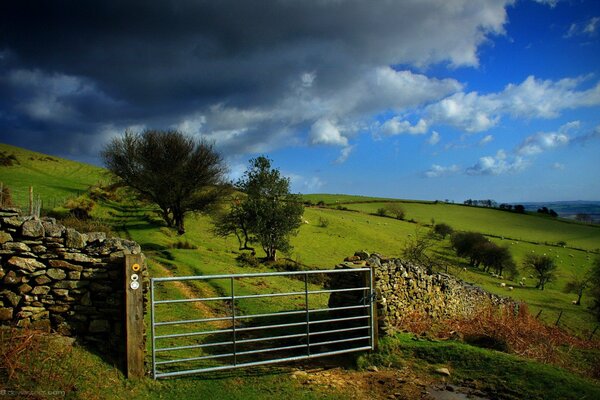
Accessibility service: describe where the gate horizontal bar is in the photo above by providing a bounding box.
[151,268,370,283]
[156,352,233,366]
[155,346,373,378]
[155,327,232,340]
[155,341,233,353]
[154,304,371,328]
[154,286,369,304]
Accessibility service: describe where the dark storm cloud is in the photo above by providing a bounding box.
[0,0,510,161]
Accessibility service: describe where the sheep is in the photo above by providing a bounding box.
[500,282,506,287]
[508,286,514,291]
[463,267,467,272]
[571,300,578,304]
[519,281,525,287]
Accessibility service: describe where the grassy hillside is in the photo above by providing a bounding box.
[0,143,105,209]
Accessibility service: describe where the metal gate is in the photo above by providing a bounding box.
[150,268,375,379]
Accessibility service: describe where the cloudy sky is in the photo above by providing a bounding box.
[1,0,599,202]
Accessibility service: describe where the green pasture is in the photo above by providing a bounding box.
[330,199,600,251]
[0,143,105,208]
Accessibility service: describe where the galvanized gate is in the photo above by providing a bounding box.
[150,268,375,379]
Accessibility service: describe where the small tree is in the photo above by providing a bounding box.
[384,203,405,220]
[451,231,489,268]
[102,130,228,234]
[523,254,557,290]
[433,223,453,239]
[564,272,590,306]
[402,227,435,270]
[215,156,304,262]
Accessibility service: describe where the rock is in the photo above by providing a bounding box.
[0,290,21,307]
[3,242,32,252]
[31,286,50,295]
[435,368,451,376]
[35,275,52,285]
[68,271,81,280]
[65,228,87,249]
[48,305,70,313]
[63,253,99,263]
[81,291,92,306]
[54,280,89,289]
[47,268,67,280]
[3,216,24,228]
[86,232,106,243]
[0,231,13,244]
[355,250,370,260]
[48,259,83,271]
[18,284,33,294]
[8,256,46,272]
[42,220,65,237]
[3,270,19,285]
[0,307,14,320]
[21,219,45,238]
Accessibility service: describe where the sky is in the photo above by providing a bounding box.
[1,0,599,202]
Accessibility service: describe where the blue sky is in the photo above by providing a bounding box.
[1,0,599,202]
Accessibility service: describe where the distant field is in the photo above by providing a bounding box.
[0,143,106,209]
[310,197,600,251]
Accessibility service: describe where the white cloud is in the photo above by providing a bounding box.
[479,134,494,146]
[552,162,565,170]
[424,75,600,133]
[288,173,325,193]
[533,0,559,8]
[381,118,428,136]
[565,16,600,38]
[427,131,441,145]
[516,121,576,155]
[309,118,348,146]
[335,145,355,164]
[424,164,460,178]
[466,150,527,175]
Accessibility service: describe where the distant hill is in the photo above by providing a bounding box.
[520,201,600,223]
[0,142,105,209]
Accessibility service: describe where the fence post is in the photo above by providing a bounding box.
[589,326,598,341]
[125,254,145,379]
[29,186,33,215]
[555,310,563,326]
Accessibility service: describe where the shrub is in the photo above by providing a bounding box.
[59,215,115,236]
[433,223,453,238]
[376,207,387,217]
[236,252,260,268]
[64,196,95,219]
[385,203,405,220]
[170,240,198,250]
[318,216,330,228]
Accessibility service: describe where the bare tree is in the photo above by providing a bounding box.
[102,130,228,234]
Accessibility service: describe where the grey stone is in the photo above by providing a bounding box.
[35,275,52,285]
[54,280,89,289]
[18,284,33,294]
[68,271,81,280]
[86,232,106,243]
[48,259,83,271]
[0,231,13,244]
[3,217,24,228]
[52,289,69,297]
[0,290,21,307]
[47,268,67,280]
[63,253,99,263]
[65,228,87,249]
[22,219,45,238]
[8,256,45,272]
[3,270,19,285]
[3,242,31,252]
[81,292,92,306]
[31,286,50,295]
[42,220,65,237]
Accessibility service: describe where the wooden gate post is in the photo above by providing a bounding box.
[125,254,145,379]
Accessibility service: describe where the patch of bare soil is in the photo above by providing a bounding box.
[289,365,491,400]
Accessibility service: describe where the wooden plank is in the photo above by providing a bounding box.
[125,254,145,379]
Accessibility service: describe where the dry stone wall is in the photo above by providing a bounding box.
[329,251,517,336]
[0,207,147,357]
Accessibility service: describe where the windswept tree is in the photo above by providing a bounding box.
[590,256,600,320]
[451,231,489,268]
[102,130,228,234]
[564,272,590,306]
[523,254,557,290]
[215,156,304,261]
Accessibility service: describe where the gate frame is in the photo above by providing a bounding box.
[150,267,375,379]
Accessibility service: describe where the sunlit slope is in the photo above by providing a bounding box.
[303,194,600,251]
[0,143,105,208]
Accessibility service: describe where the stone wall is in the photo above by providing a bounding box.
[0,207,147,358]
[329,252,517,336]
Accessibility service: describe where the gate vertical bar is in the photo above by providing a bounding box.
[369,266,377,351]
[231,277,237,366]
[151,278,156,379]
[304,273,310,356]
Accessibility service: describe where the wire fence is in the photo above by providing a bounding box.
[0,182,79,217]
